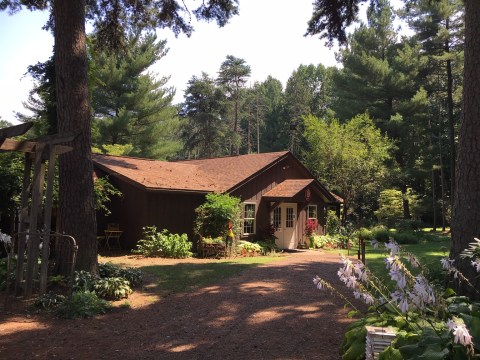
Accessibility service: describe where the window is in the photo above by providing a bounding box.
[273,207,281,229]
[308,205,318,220]
[243,203,256,234]
[286,207,294,228]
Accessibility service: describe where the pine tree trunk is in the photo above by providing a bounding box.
[451,0,480,298]
[54,0,98,272]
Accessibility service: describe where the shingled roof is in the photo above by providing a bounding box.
[262,179,315,198]
[92,151,290,193]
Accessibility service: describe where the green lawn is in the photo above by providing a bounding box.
[140,256,283,296]
[326,232,451,286]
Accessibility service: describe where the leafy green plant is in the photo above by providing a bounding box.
[237,240,262,256]
[133,226,192,258]
[93,176,122,215]
[33,292,66,310]
[256,241,279,255]
[312,234,342,249]
[73,270,99,292]
[396,219,424,233]
[94,277,132,300]
[98,262,143,287]
[194,193,241,239]
[392,231,420,245]
[371,225,390,242]
[55,291,110,319]
[326,210,341,235]
[0,257,15,291]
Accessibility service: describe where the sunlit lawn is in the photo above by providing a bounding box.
[139,256,284,296]
[326,232,451,287]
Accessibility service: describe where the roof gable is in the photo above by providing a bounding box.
[93,151,289,193]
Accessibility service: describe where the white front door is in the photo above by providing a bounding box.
[273,203,297,249]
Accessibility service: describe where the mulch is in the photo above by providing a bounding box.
[0,249,365,360]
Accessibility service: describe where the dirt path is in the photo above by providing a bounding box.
[0,250,364,360]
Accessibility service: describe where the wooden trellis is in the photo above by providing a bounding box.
[0,122,77,298]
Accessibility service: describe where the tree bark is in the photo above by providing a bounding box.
[451,0,480,298]
[54,0,97,272]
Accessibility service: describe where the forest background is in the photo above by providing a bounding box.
[0,0,462,233]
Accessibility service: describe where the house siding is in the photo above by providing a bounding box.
[230,156,328,244]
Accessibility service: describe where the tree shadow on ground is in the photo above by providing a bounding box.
[0,251,365,360]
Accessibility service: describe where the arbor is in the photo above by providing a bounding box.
[306,0,480,296]
[0,0,239,272]
[303,113,393,223]
[216,55,251,155]
[90,32,181,159]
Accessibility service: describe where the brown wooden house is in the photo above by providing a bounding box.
[92,151,341,250]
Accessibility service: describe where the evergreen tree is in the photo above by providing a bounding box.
[180,72,228,158]
[401,0,464,201]
[216,55,251,155]
[90,32,181,159]
[284,63,334,155]
[257,76,289,153]
[0,0,239,272]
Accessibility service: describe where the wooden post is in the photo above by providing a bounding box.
[361,239,366,265]
[15,154,32,296]
[39,145,57,295]
[24,144,46,297]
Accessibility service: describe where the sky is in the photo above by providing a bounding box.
[0,1,344,124]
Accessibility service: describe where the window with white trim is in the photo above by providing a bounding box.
[273,207,281,229]
[243,203,256,235]
[308,205,318,220]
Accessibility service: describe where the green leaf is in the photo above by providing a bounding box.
[378,346,402,360]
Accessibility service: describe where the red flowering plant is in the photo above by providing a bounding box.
[264,223,278,242]
[304,219,317,237]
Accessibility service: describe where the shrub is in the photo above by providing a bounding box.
[0,257,15,291]
[33,292,66,311]
[236,241,262,256]
[98,262,143,287]
[392,231,420,244]
[201,236,225,245]
[396,219,424,233]
[94,277,132,300]
[326,210,341,235]
[356,227,373,241]
[256,241,279,255]
[133,226,192,258]
[371,225,390,242]
[194,193,241,239]
[56,291,110,319]
[73,270,99,292]
[312,234,341,249]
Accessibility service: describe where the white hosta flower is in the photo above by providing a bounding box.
[353,262,368,282]
[363,293,375,305]
[471,259,480,273]
[412,275,435,306]
[345,276,357,289]
[313,276,324,290]
[0,232,12,245]
[391,290,409,313]
[385,239,400,256]
[447,318,473,347]
[399,297,409,313]
[453,324,473,346]
[370,239,379,250]
[441,257,454,271]
[390,270,407,289]
[446,319,456,331]
[353,291,362,299]
[407,254,420,268]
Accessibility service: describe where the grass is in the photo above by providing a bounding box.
[366,234,450,287]
[325,230,451,288]
[139,256,283,296]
